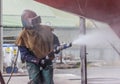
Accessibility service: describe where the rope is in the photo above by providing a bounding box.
[76,0,88,15]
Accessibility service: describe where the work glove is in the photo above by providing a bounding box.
[48,51,55,60]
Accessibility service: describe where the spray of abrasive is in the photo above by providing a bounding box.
[72,30,108,46]
[53,43,72,53]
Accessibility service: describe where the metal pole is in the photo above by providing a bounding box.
[0,0,3,72]
[0,71,5,84]
[79,17,87,84]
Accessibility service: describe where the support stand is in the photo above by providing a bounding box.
[79,17,87,84]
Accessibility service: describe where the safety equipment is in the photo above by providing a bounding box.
[21,10,41,28]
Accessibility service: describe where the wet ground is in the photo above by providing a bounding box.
[3,66,120,84]
[55,66,120,77]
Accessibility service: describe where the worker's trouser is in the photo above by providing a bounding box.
[26,62,54,84]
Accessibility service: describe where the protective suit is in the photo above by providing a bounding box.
[15,10,54,84]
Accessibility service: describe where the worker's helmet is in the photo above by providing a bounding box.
[21,10,41,28]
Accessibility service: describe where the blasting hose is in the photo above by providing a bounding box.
[53,43,72,53]
[6,43,72,84]
[7,48,19,84]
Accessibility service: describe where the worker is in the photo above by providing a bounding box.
[15,9,54,84]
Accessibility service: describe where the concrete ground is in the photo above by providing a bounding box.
[3,66,120,84]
